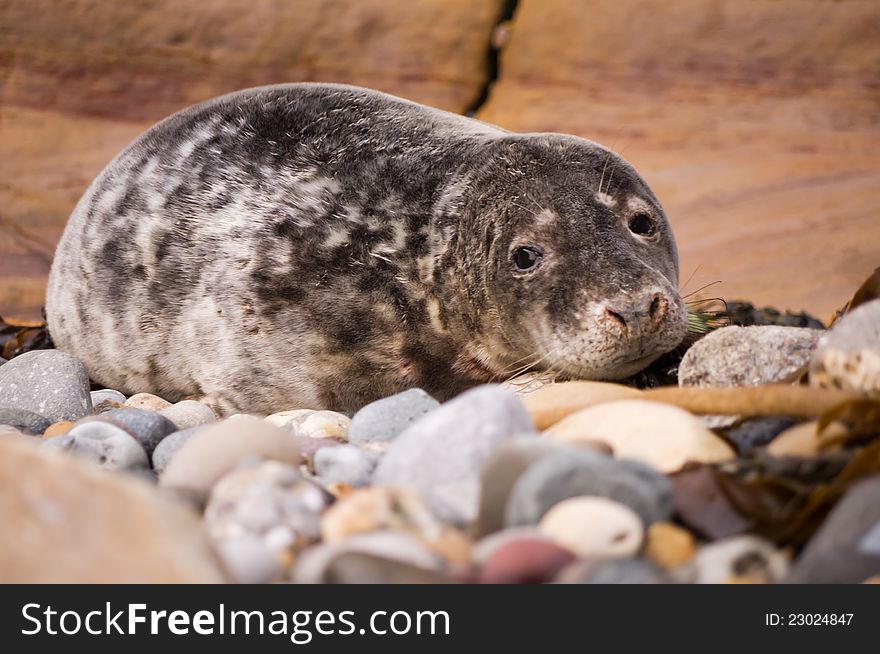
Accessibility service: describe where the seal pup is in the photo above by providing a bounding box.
[46,83,687,415]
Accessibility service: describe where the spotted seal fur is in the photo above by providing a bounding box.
[46,83,687,415]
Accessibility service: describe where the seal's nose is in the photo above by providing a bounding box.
[603,291,669,334]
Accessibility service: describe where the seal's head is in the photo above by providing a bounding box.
[440,134,688,381]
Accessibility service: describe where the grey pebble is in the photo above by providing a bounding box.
[0,407,51,435]
[43,420,149,470]
[314,445,380,488]
[557,558,669,584]
[724,416,798,454]
[348,388,440,445]
[90,389,127,413]
[0,350,92,422]
[151,426,206,474]
[99,408,178,455]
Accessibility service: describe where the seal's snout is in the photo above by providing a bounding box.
[601,290,672,337]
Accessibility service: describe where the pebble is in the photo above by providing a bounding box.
[679,325,822,387]
[787,477,880,583]
[765,421,822,458]
[687,535,789,584]
[546,399,735,473]
[150,426,204,474]
[373,384,536,524]
[472,527,555,565]
[0,356,6,366]
[479,537,576,584]
[43,421,75,438]
[90,389,127,413]
[322,552,457,584]
[320,486,442,544]
[557,558,669,584]
[538,496,644,559]
[124,392,172,411]
[98,408,178,455]
[504,449,674,528]
[347,388,439,445]
[519,381,642,430]
[159,415,300,496]
[205,461,333,583]
[265,409,351,440]
[313,444,379,488]
[644,522,697,569]
[724,416,798,454]
[0,407,51,435]
[43,421,149,471]
[0,424,29,440]
[0,350,92,422]
[811,298,880,396]
[158,400,217,430]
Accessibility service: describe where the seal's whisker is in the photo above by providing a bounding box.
[682,279,722,299]
[678,263,703,294]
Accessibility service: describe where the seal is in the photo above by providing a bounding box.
[46,83,687,415]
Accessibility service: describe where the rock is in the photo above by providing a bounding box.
[644,522,697,570]
[150,426,205,475]
[505,449,674,528]
[322,552,457,584]
[265,409,351,440]
[124,392,172,411]
[679,325,822,388]
[479,537,576,584]
[0,350,92,422]
[787,477,880,583]
[556,558,669,584]
[98,408,178,455]
[538,496,644,559]
[347,388,439,445]
[546,400,735,473]
[43,420,149,471]
[295,436,345,472]
[687,535,789,584]
[0,357,6,366]
[472,527,555,565]
[320,486,443,544]
[90,389,126,413]
[0,407,50,435]
[475,438,570,537]
[159,416,300,497]
[159,400,217,431]
[313,444,379,488]
[0,425,29,440]
[43,421,75,438]
[811,299,880,396]
[294,531,444,584]
[373,385,536,524]
[205,461,333,583]
[724,416,797,454]
[669,463,753,540]
[0,437,226,582]
[765,421,822,458]
[519,381,642,430]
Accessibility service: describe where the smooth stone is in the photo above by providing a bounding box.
[505,449,673,528]
[556,558,669,584]
[538,496,644,559]
[687,535,789,584]
[0,357,6,366]
[123,392,172,411]
[765,420,849,458]
[150,426,205,474]
[313,444,379,488]
[811,299,880,395]
[0,437,226,582]
[787,477,880,583]
[159,400,217,431]
[42,421,149,470]
[90,389,127,413]
[679,325,822,387]
[265,409,351,440]
[0,407,51,435]
[724,416,798,454]
[0,424,29,440]
[472,527,555,565]
[373,384,536,524]
[214,535,282,584]
[479,537,577,584]
[0,350,92,422]
[546,400,735,473]
[295,436,344,472]
[322,552,457,584]
[43,421,75,437]
[320,486,442,544]
[519,381,643,430]
[98,408,178,455]
[347,388,439,445]
[644,522,697,570]
[159,416,300,496]
[294,531,444,584]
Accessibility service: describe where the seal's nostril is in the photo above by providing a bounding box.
[606,307,627,328]
[649,294,661,318]
[648,293,667,324]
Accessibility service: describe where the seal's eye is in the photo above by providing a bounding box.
[513,246,543,272]
[628,213,656,237]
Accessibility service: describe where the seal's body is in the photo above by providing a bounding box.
[47,84,687,415]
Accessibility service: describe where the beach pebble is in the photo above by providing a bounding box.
[159,415,300,496]
[644,522,697,569]
[520,381,642,430]
[313,444,379,488]
[505,449,673,527]
[214,535,282,584]
[811,299,880,396]
[320,486,441,544]
[0,424,29,440]
[0,407,51,435]
[43,421,75,438]
[472,527,555,565]
[90,389,127,413]
[159,400,217,430]
[557,558,669,584]
[150,426,205,474]
[265,409,351,440]
[98,408,178,455]
[538,496,644,559]
[0,350,92,422]
[43,420,149,471]
[479,537,576,584]
[320,552,457,584]
[724,416,797,454]
[373,385,536,524]
[124,392,172,412]
[679,325,822,387]
[687,535,789,584]
[546,400,735,473]
[347,388,439,445]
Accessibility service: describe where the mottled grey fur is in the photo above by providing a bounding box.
[46,83,687,415]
